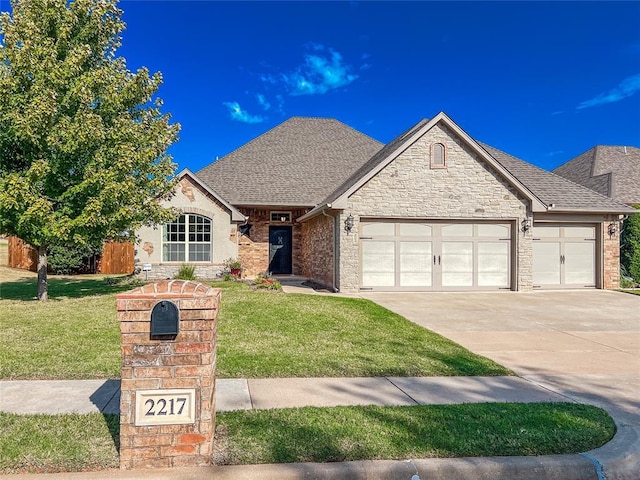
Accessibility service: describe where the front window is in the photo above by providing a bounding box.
[163,214,211,262]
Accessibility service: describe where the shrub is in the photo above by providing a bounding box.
[621,205,640,283]
[174,264,196,280]
[252,272,282,290]
[47,242,102,275]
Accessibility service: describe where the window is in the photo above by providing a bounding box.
[431,143,446,168]
[270,211,291,222]
[163,214,212,262]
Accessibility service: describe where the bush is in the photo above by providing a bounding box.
[174,264,196,280]
[252,272,282,290]
[621,205,640,283]
[47,243,102,275]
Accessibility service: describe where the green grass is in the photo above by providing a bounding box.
[215,284,510,377]
[214,403,615,465]
[0,413,119,473]
[620,289,640,296]
[0,272,139,379]
[0,404,615,473]
[0,274,509,379]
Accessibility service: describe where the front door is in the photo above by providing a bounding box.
[269,226,292,274]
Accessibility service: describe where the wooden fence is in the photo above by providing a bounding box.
[7,236,38,271]
[96,241,135,274]
[7,236,134,274]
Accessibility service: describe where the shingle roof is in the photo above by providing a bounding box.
[197,117,383,206]
[553,146,640,205]
[480,143,633,212]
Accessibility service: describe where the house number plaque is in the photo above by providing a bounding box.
[134,389,196,426]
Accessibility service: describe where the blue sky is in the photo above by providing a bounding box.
[4,0,640,173]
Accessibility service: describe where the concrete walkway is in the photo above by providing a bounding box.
[0,375,619,480]
[0,375,574,415]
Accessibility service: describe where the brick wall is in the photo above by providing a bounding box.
[237,208,308,277]
[300,212,335,289]
[117,280,220,469]
[337,122,530,292]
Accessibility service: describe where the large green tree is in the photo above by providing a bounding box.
[0,0,179,300]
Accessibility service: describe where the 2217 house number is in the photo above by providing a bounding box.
[135,389,196,426]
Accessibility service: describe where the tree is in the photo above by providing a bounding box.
[621,205,640,283]
[0,0,179,300]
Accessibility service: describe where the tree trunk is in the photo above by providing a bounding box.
[37,244,48,301]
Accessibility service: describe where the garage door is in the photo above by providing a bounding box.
[532,225,596,288]
[360,221,512,291]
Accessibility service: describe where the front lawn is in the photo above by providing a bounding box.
[0,272,509,379]
[0,412,119,473]
[0,403,615,473]
[214,403,615,464]
[216,282,509,377]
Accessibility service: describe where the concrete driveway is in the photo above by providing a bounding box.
[360,290,639,376]
[361,289,640,479]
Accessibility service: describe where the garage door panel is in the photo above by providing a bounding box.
[442,241,473,287]
[565,242,595,285]
[400,241,432,287]
[478,242,509,287]
[362,241,395,287]
[533,242,561,285]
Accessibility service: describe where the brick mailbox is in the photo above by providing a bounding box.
[116,280,221,469]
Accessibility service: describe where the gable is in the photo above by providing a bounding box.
[346,122,528,218]
[175,169,245,222]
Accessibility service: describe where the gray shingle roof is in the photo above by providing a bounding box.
[553,146,640,205]
[197,117,383,206]
[480,143,633,212]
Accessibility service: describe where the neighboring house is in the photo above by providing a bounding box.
[136,112,634,292]
[553,146,640,206]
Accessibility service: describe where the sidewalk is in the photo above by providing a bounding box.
[1,376,636,479]
[0,375,574,415]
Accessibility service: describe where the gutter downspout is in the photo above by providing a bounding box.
[321,204,339,293]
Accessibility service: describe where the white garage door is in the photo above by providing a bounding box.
[532,225,596,288]
[360,221,512,291]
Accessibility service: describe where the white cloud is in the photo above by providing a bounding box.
[256,94,271,111]
[577,74,640,109]
[263,45,359,96]
[222,101,265,124]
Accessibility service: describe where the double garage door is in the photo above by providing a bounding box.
[360,221,512,291]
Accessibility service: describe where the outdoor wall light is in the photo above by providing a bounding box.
[344,214,355,234]
[608,222,617,238]
[521,218,532,233]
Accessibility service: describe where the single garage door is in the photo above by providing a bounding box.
[532,225,596,288]
[360,221,512,291]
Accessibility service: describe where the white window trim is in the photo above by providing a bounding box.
[162,214,213,263]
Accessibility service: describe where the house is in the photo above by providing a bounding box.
[135,112,634,292]
[553,146,640,206]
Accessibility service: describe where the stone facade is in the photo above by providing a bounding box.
[237,207,308,278]
[336,123,530,293]
[300,212,335,289]
[603,216,621,289]
[117,280,220,469]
